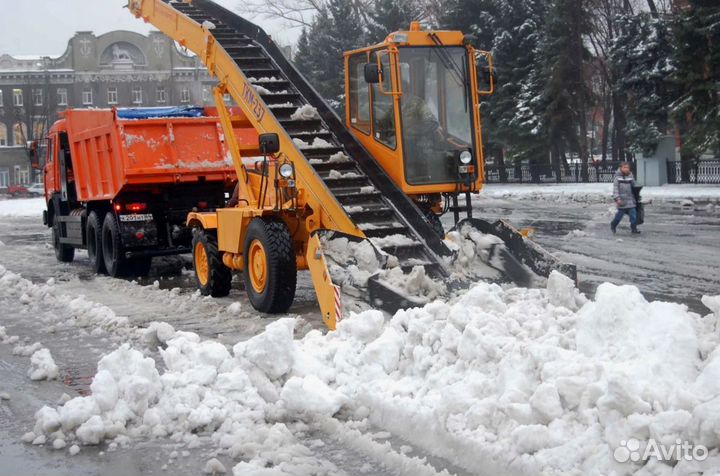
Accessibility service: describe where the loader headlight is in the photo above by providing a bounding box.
[459,150,472,165]
[279,163,294,178]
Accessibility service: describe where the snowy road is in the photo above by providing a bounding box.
[1,194,719,476]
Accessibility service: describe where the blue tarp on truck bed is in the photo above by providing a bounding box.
[117,106,205,119]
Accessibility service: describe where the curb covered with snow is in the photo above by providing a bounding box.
[24,271,720,475]
[482,183,720,204]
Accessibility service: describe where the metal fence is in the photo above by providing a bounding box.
[667,159,720,184]
[485,161,633,184]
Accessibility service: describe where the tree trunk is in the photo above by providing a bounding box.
[493,147,508,183]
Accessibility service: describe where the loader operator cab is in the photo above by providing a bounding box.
[345,23,494,228]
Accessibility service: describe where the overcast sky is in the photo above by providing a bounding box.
[0,0,301,57]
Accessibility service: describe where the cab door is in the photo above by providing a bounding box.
[345,49,405,189]
[43,134,57,199]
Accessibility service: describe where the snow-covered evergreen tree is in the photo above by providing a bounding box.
[610,13,675,155]
[671,0,720,157]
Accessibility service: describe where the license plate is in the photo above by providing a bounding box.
[458,165,469,174]
[119,213,153,222]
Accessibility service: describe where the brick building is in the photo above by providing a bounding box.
[0,30,217,189]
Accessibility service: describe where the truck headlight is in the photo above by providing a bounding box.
[279,163,294,178]
[459,150,472,165]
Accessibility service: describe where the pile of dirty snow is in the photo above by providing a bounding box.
[27,271,720,475]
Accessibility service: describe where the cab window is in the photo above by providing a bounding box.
[348,53,371,135]
[371,51,396,149]
[47,136,55,164]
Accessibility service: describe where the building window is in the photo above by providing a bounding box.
[132,87,143,105]
[15,166,30,185]
[32,89,43,106]
[202,85,211,104]
[0,124,6,147]
[0,90,3,107]
[0,169,9,188]
[57,88,68,106]
[180,87,190,103]
[156,87,166,103]
[107,87,118,105]
[13,89,23,107]
[12,123,27,146]
[82,88,93,105]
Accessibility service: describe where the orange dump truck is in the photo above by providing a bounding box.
[42,106,250,277]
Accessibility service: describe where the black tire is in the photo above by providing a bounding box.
[127,257,153,278]
[419,202,445,237]
[86,211,105,274]
[101,212,127,277]
[52,220,75,263]
[192,229,232,297]
[243,218,296,314]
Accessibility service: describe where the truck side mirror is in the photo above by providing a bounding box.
[364,63,380,84]
[259,133,280,155]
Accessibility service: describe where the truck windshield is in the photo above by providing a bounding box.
[398,46,473,185]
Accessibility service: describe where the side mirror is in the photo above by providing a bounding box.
[364,63,380,84]
[475,51,495,94]
[259,133,280,155]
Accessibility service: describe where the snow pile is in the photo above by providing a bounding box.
[299,279,720,475]
[0,265,131,333]
[28,348,59,381]
[28,281,720,474]
[0,197,45,217]
[290,104,320,121]
[30,320,350,474]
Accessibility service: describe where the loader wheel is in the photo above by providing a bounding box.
[419,203,445,237]
[192,229,231,297]
[86,211,105,274]
[102,213,127,277]
[52,220,75,263]
[243,218,296,314]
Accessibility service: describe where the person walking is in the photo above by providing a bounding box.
[611,162,640,234]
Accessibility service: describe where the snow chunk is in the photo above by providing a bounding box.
[233,318,295,380]
[76,415,105,445]
[546,270,586,310]
[281,375,347,417]
[28,348,59,380]
[201,20,216,30]
[13,341,42,356]
[203,458,227,474]
[68,444,80,456]
[290,104,320,121]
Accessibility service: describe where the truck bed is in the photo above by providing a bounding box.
[64,108,238,202]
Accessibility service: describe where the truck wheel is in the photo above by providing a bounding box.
[52,221,75,263]
[193,229,231,297]
[243,218,296,314]
[86,211,105,274]
[419,202,445,237]
[102,213,127,277]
